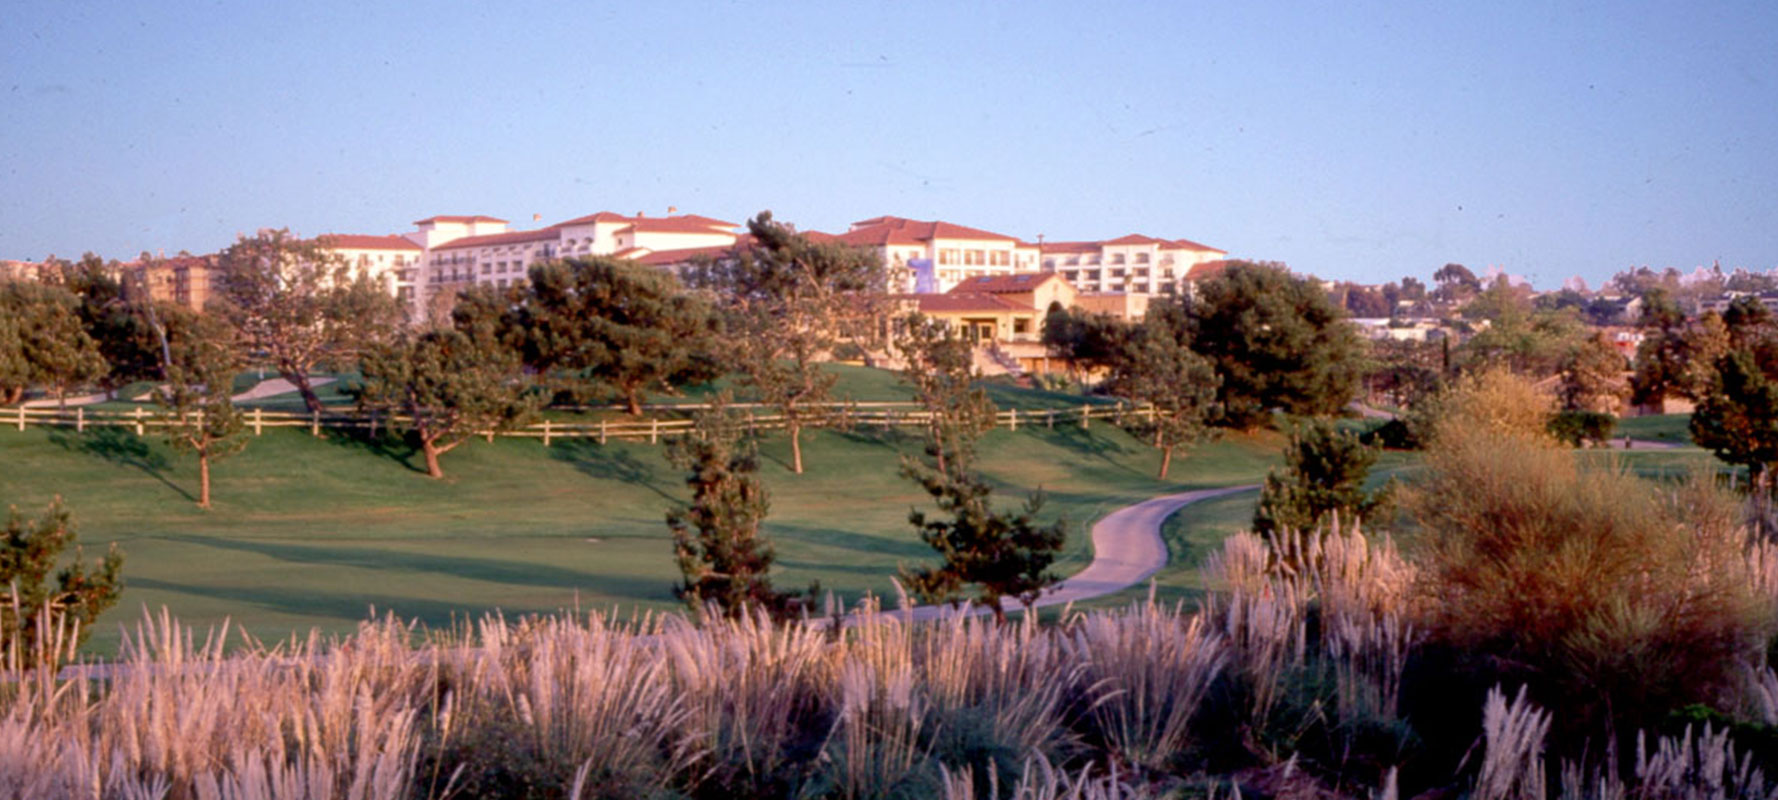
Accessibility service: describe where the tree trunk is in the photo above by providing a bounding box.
[626,390,644,416]
[198,451,212,509]
[0,386,20,406]
[790,421,804,474]
[423,440,445,479]
[1158,445,1174,480]
[285,369,323,414]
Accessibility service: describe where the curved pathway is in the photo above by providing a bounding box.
[875,483,1259,624]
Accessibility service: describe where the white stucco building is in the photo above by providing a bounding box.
[833,216,1042,293]
[323,211,738,320]
[1039,235,1226,296]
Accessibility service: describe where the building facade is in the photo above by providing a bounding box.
[1040,235,1226,296]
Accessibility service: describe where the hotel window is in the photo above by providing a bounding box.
[482,263,492,275]
[1135,253,1149,264]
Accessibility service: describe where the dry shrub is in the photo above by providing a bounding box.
[1424,368,1557,446]
[1407,371,1776,745]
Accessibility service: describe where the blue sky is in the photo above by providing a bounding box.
[4,1,1775,289]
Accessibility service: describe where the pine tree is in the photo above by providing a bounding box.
[898,466,1067,623]
[1253,418,1391,540]
[667,395,810,620]
[2,499,122,669]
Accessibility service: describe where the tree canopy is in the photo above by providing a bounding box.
[212,229,402,413]
[688,212,886,474]
[459,257,721,414]
[356,328,537,479]
[1690,349,1778,484]
[0,281,106,407]
[894,313,997,480]
[154,307,247,510]
[1102,303,1219,479]
[1186,261,1364,429]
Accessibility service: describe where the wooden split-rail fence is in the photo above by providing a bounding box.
[2,401,1154,445]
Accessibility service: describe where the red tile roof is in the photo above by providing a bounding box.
[946,272,1065,295]
[1103,233,1170,246]
[632,241,745,266]
[1184,259,1232,281]
[430,228,561,251]
[550,211,632,228]
[611,247,650,259]
[1165,238,1224,253]
[319,234,421,251]
[838,216,1020,247]
[1039,236,1226,254]
[413,215,508,225]
[553,212,737,230]
[1039,241,1100,254]
[910,293,1033,314]
[620,217,741,234]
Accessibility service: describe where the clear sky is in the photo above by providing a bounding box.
[4,1,1775,289]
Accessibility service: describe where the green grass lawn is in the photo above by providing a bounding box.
[1614,413,1694,445]
[1,392,1285,657]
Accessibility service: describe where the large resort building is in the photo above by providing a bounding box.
[7,210,1226,347]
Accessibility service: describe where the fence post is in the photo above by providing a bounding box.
[369,410,378,439]
[1046,410,1054,429]
[1080,404,1090,430]
[134,406,144,436]
[650,418,659,444]
[1147,404,1156,424]
[76,406,85,433]
[541,419,552,447]
[310,409,320,438]
[599,419,608,445]
[16,405,25,432]
[1009,407,1018,431]
[253,407,264,436]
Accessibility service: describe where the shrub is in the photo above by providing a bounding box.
[1252,419,1392,540]
[1546,409,1616,448]
[1406,373,1774,749]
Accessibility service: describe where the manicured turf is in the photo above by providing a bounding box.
[0,388,1285,656]
[1613,413,1695,445]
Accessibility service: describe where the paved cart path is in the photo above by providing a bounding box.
[870,483,1260,624]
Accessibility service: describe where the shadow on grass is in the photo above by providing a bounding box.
[323,427,426,475]
[548,439,678,503]
[768,520,931,561]
[47,427,195,502]
[159,534,670,595]
[1031,423,1137,463]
